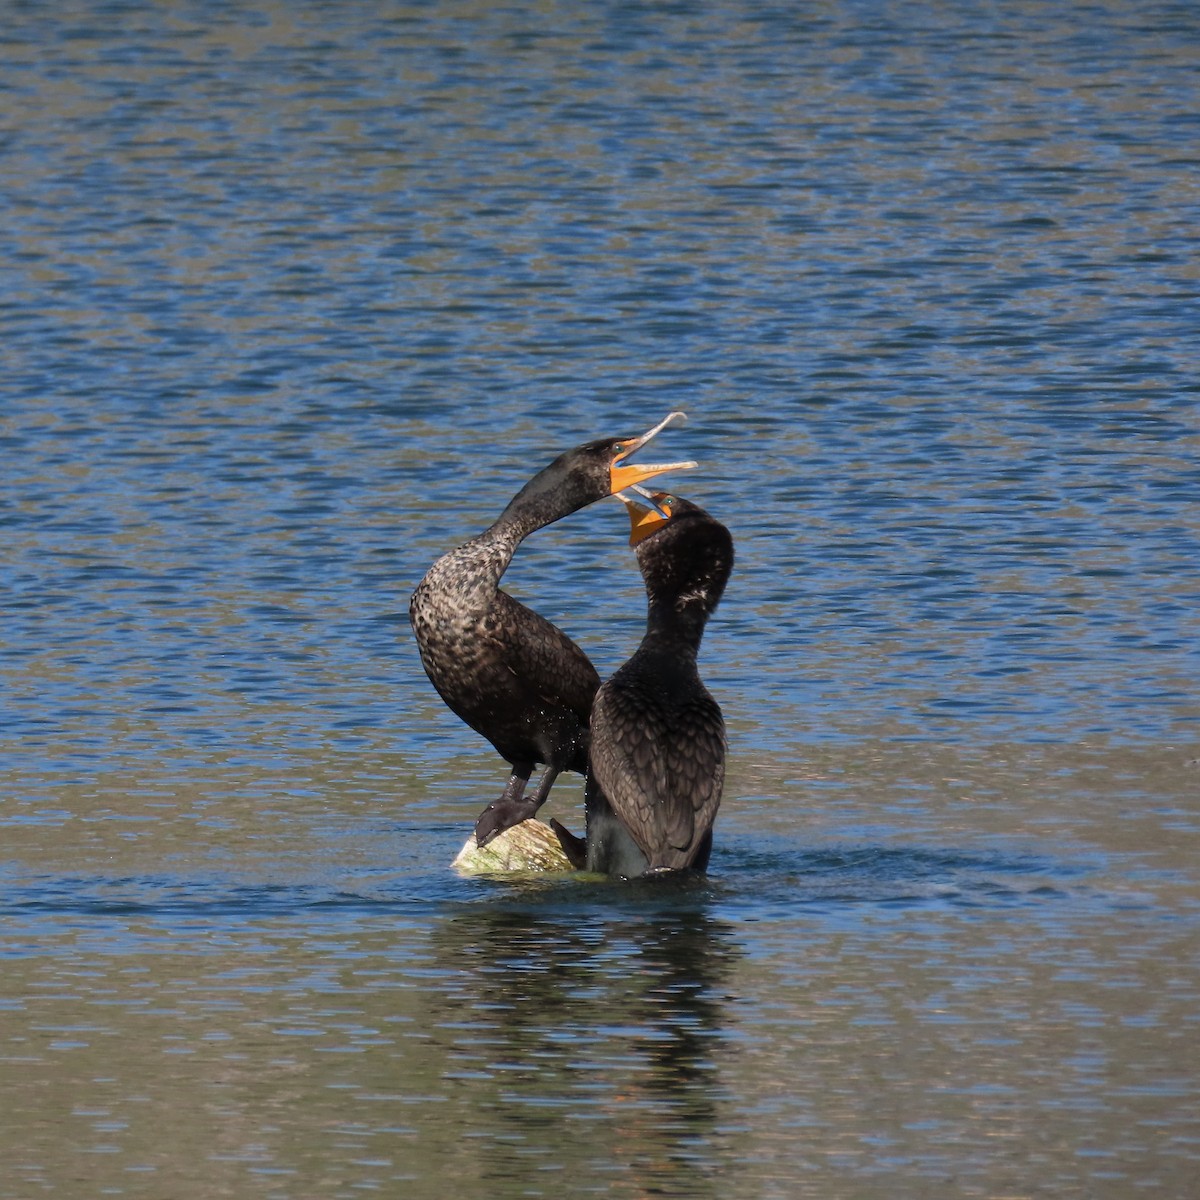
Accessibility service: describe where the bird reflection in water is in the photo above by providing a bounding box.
[426,885,740,1193]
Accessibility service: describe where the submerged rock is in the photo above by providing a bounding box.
[452,818,573,875]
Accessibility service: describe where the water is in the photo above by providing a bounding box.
[3,1,1199,1196]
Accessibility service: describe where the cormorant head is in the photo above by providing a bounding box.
[508,412,697,523]
[620,490,734,617]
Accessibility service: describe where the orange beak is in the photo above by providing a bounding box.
[608,411,697,494]
[620,490,674,546]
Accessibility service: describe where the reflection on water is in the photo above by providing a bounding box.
[427,890,737,1194]
[1,804,1197,1197]
[3,0,1200,1196]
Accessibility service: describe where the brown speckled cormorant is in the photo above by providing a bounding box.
[409,415,696,847]
[555,489,733,876]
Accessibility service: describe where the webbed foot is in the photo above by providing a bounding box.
[475,796,540,847]
[549,819,587,870]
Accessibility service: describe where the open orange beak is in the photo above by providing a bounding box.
[608,411,697,494]
[620,488,674,546]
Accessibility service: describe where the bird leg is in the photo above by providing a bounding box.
[527,763,561,812]
[474,763,561,847]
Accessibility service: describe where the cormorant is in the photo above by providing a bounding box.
[409,415,696,846]
[555,489,733,876]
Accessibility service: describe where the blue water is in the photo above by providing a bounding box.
[3,2,1199,1197]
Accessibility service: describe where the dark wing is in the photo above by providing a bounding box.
[454,589,599,772]
[661,691,725,864]
[590,671,725,871]
[489,589,600,724]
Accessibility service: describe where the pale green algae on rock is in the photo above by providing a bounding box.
[451,819,574,875]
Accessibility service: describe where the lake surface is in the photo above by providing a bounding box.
[3,1,1199,1197]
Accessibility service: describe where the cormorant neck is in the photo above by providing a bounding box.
[644,599,708,655]
[413,460,600,624]
[492,467,590,543]
[489,500,549,545]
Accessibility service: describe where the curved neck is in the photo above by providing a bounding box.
[491,494,558,545]
[415,463,594,621]
[493,465,590,544]
[426,474,581,609]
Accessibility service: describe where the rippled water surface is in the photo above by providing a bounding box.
[3,2,1199,1197]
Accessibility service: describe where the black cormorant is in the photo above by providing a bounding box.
[556,489,733,876]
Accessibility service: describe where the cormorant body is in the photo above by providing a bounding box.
[579,492,733,876]
[409,416,694,846]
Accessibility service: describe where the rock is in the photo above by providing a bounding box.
[451,818,574,875]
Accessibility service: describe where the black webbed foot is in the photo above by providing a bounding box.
[549,819,587,869]
[474,796,540,847]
